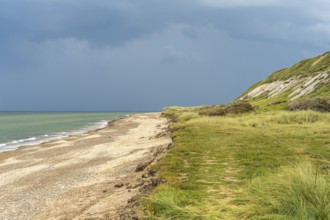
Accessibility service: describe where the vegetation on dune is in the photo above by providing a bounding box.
[140,52,330,219]
[264,51,330,82]
[237,52,330,109]
[237,162,330,219]
[142,107,330,219]
[288,97,330,112]
[162,101,255,121]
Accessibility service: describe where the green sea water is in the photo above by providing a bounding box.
[0,112,133,151]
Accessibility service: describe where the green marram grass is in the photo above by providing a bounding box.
[142,108,330,219]
[236,161,330,220]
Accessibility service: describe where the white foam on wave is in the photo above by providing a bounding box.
[0,119,112,153]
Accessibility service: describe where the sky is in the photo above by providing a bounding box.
[0,0,330,111]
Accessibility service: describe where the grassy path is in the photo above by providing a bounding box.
[143,109,330,219]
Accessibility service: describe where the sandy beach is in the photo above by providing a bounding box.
[0,113,172,220]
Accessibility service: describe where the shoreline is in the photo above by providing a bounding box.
[0,113,132,153]
[0,112,172,219]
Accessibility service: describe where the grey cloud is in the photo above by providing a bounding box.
[196,0,292,8]
[0,24,311,110]
[1,0,329,47]
[0,0,329,111]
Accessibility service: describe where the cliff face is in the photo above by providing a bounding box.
[239,52,330,107]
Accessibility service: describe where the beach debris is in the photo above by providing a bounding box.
[148,169,157,176]
[142,169,157,178]
[154,132,167,139]
[135,161,151,172]
[139,178,166,193]
[132,182,144,189]
[115,183,124,188]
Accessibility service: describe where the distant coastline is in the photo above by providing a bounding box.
[0,112,133,152]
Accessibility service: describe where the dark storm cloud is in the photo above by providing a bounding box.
[0,0,329,111]
[1,0,323,46]
[0,0,202,46]
[0,1,144,45]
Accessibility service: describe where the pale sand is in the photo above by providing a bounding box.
[0,113,172,220]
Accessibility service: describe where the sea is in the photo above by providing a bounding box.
[0,112,133,152]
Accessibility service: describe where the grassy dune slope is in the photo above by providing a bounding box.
[143,109,330,219]
[264,52,330,82]
[238,52,330,111]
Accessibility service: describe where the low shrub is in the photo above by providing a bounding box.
[225,101,254,114]
[288,97,330,112]
[198,106,227,116]
[198,102,254,116]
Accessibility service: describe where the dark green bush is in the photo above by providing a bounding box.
[198,102,254,116]
[225,101,254,114]
[198,106,226,116]
[288,97,330,112]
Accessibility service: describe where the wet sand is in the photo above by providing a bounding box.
[0,113,172,220]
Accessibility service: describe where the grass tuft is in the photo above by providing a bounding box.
[268,110,330,124]
[178,112,200,122]
[146,186,204,219]
[237,162,330,220]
